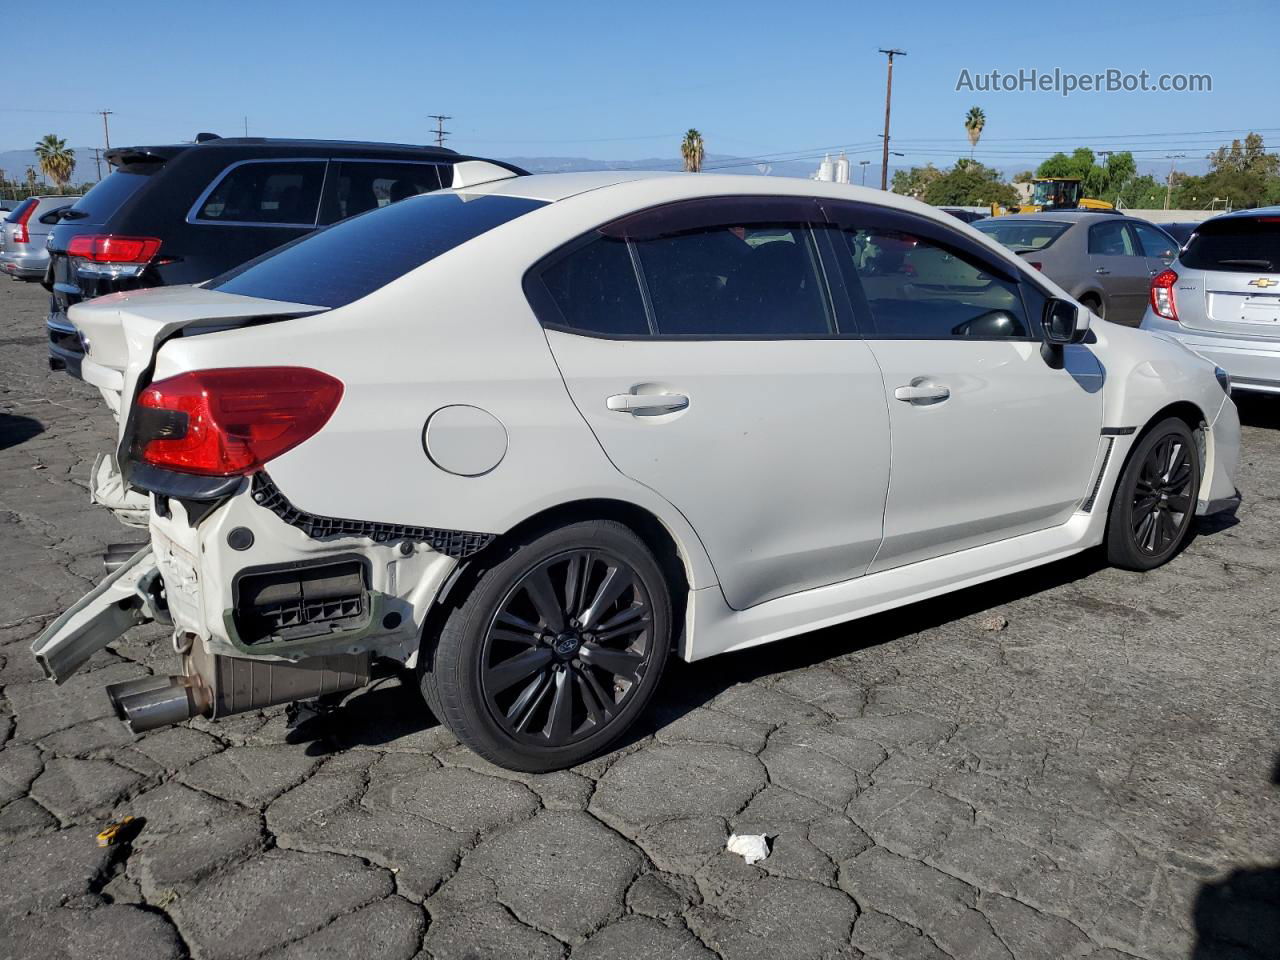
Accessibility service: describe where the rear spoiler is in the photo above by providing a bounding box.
[105,145,190,169]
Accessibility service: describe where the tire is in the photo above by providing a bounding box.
[422,519,672,772]
[1105,417,1201,571]
[1080,294,1104,320]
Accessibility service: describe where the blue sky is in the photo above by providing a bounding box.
[3,0,1273,175]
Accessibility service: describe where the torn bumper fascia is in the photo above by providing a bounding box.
[31,547,166,683]
[150,486,460,666]
[1197,393,1242,516]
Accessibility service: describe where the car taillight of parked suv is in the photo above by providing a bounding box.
[1140,208,1280,394]
[44,134,524,376]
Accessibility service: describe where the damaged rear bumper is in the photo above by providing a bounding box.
[31,470,471,733]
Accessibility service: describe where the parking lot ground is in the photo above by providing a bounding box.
[0,276,1276,960]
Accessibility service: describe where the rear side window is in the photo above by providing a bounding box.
[1180,217,1280,272]
[195,160,326,226]
[634,223,833,336]
[1088,220,1137,256]
[66,168,158,225]
[540,237,650,336]
[972,218,1069,253]
[207,192,546,308]
[321,161,444,223]
[837,228,1029,340]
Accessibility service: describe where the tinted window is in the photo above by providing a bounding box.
[66,168,156,225]
[4,198,35,223]
[540,236,649,336]
[196,160,326,225]
[633,223,832,336]
[321,161,443,223]
[972,218,1069,253]
[1088,220,1137,256]
[1179,217,1280,272]
[208,192,546,308]
[839,228,1029,339]
[1132,222,1178,259]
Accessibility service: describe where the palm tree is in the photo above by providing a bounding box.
[680,129,704,173]
[964,107,986,159]
[35,135,75,194]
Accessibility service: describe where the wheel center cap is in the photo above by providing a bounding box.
[553,634,581,658]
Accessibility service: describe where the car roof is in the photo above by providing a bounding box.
[104,137,463,168]
[988,210,1128,223]
[1213,205,1280,221]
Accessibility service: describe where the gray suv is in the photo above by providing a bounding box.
[1141,208,1280,395]
[974,211,1179,326]
[1,195,81,280]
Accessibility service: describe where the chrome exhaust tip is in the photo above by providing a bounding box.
[106,675,206,733]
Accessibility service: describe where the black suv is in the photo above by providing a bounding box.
[45,136,523,375]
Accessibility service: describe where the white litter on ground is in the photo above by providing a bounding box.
[726,833,771,864]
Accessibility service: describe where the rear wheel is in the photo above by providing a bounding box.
[1105,417,1200,571]
[422,520,671,772]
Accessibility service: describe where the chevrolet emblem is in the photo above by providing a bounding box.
[1248,278,1278,288]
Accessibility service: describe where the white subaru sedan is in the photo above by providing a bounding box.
[34,164,1241,771]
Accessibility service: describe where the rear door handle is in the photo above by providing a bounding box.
[1095,267,1110,275]
[606,393,689,414]
[894,382,950,405]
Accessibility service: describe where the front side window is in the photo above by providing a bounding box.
[838,228,1029,339]
[1087,220,1137,256]
[1132,222,1179,259]
[633,222,833,336]
[195,160,326,226]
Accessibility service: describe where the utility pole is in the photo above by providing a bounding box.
[90,148,104,181]
[427,114,452,148]
[878,48,905,190]
[98,110,113,150]
[1164,154,1186,210]
[859,159,871,186]
[243,116,249,137]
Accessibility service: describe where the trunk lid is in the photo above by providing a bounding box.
[68,284,325,450]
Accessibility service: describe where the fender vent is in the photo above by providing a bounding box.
[1080,437,1115,513]
[251,473,495,559]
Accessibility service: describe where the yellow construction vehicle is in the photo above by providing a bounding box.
[991,177,1114,216]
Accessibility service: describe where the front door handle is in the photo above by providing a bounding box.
[894,382,950,405]
[1095,266,1110,275]
[606,393,690,414]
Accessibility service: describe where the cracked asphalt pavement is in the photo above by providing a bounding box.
[0,278,1277,960]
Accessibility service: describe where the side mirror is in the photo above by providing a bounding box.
[1043,298,1089,345]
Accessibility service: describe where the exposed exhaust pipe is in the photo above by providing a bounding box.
[106,674,209,733]
[104,647,371,734]
[103,542,150,574]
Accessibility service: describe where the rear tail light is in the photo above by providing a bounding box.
[1150,268,1179,322]
[11,202,35,244]
[1027,261,1043,271]
[134,368,344,476]
[66,234,162,264]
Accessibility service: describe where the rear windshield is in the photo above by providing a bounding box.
[1179,217,1280,272]
[972,218,1070,253]
[64,168,158,225]
[4,198,36,223]
[207,192,547,308]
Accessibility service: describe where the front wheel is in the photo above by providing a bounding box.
[422,520,672,772]
[1105,417,1201,571]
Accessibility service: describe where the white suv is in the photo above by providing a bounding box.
[34,165,1241,771]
